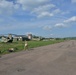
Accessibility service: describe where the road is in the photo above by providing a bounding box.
[0,40,76,75]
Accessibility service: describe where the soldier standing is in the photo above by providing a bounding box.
[24,41,28,50]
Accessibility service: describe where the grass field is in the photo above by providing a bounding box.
[0,40,64,55]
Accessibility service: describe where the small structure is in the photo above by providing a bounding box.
[8,34,12,39]
[13,35,29,42]
[0,34,13,43]
[28,34,32,40]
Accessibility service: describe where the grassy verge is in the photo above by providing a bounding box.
[0,40,64,55]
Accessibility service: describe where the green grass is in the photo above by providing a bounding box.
[0,40,64,55]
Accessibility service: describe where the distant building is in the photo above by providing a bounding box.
[0,34,33,42]
[8,34,12,39]
[1,35,13,43]
[28,34,32,40]
[13,35,29,41]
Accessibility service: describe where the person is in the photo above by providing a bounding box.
[24,41,28,50]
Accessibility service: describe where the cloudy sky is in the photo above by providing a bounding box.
[0,0,76,37]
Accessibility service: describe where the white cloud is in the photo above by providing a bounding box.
[0,0,19,15]
[64,16,76,23]
[32,4,55,13]
[52,9,61,14]
[16,0,60,18]
[61,11,70,15]
[26,32,33,35]
[55,23,66,28]
[0,0,60,18]
[50,34,53,36]
[31,4,55,18]
[54,16,76,29]
[43,26,52,30]
[37,12,54,18]
[71,0,76,3]
[16,0,50,10]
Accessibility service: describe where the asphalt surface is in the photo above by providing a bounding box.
[0,40,76,75]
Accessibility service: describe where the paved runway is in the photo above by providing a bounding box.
[0,40,76,75]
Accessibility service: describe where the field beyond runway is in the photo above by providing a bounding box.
[0,40,76,75]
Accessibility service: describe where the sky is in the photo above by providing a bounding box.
[0,0,76,38]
